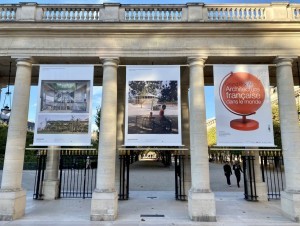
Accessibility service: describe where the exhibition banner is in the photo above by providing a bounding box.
[213,65,274,147]
[125,66,182,146]
[33,65,93,146]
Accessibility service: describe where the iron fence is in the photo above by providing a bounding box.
[59,149,98,199]
[33,150,47,200]
[260,151,284,200]
[174,154,186,200]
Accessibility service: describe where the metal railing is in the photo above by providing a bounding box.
[174,154,186,200]
[242,155,258,201]
[59,149,97,199]
[260,151,285,200]
[0,3,299,22]
[33,150,47,200]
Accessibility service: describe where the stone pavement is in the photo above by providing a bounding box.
[0,161,298,226]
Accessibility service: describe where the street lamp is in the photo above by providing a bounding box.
[0,61,12,123]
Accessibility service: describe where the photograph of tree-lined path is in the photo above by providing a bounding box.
[127,80,179,134]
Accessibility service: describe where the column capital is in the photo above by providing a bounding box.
[14,57,33,68]
[100,57,119,67]
[274,56,296,67]
[187,57,207,67]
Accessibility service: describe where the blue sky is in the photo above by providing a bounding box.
[3,0,300,3]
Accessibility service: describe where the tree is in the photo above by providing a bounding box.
[95,106,101,142]
[207,126,216,147]
[158,81,178,103]
[272,104,282,148]
[0,123,8,155]
[138,86,148,108]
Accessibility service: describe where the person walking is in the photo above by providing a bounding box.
[223,161,232,186]
[233,161,243,187]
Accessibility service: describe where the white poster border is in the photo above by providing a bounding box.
[33,64,94,146]
[213,64,275,147]
[125,65,182,146]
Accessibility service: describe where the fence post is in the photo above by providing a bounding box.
[253,151,268,201]
[43,146,60,200]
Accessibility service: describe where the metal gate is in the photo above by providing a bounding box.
[260,151,285,200]
[242,151,285,201]
[33,150,47,200]
[242,155,258,201]
[174,153,186,200]
[118,150,130,200]
[59,149,98,198]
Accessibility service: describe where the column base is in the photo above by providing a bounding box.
[0,189,26,221]
[255,182,268,202]
[281,191,300,222]
[188,190,216,222]
[90,190,118,221]
[43,180,59,200]
[184,181,191,197]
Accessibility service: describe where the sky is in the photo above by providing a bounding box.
[3,0,300,3]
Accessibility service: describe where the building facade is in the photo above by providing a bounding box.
[0,1,300,222]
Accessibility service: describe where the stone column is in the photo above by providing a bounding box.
[91,57,119,221]
[275,57,300,222]
[115,68,126,192]
[187,57,216,222]
[42,146,60,200]
[181,83,191,196]
[252,151,268,201]
[0,58,32,220]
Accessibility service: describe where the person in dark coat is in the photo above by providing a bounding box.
[233,161,243,187]
[223,161,232,186]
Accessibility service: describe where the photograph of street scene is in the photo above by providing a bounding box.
[37,115,89,134]
[40,80,90,113]
[127,80,179,134]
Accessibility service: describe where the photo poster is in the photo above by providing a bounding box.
[125,65,182,146]
[33,65,94,146]
[213,65,275,147]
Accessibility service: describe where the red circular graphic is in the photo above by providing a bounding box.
[220,72,265,116]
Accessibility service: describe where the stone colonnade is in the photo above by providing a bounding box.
[0,56,299,222]
[275,57,300,221]
[0,58,33,220]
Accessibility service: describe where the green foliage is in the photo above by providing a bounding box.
[95,106,101,143]
[128,80,178,103]
[0,123,8,155]
[158,81,178,102]
[128,81,162,98]
[95,107,101,132]
[207,126,217,147]
[0,125,36,169]
[272,104,282,148]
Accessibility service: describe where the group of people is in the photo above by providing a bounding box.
[223,161,243,187]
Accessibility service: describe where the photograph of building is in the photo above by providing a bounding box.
[37,115,89,134]
[41,80,89,113]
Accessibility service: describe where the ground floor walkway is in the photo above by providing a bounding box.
[0,162,297,225]
[0,191,297,226]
